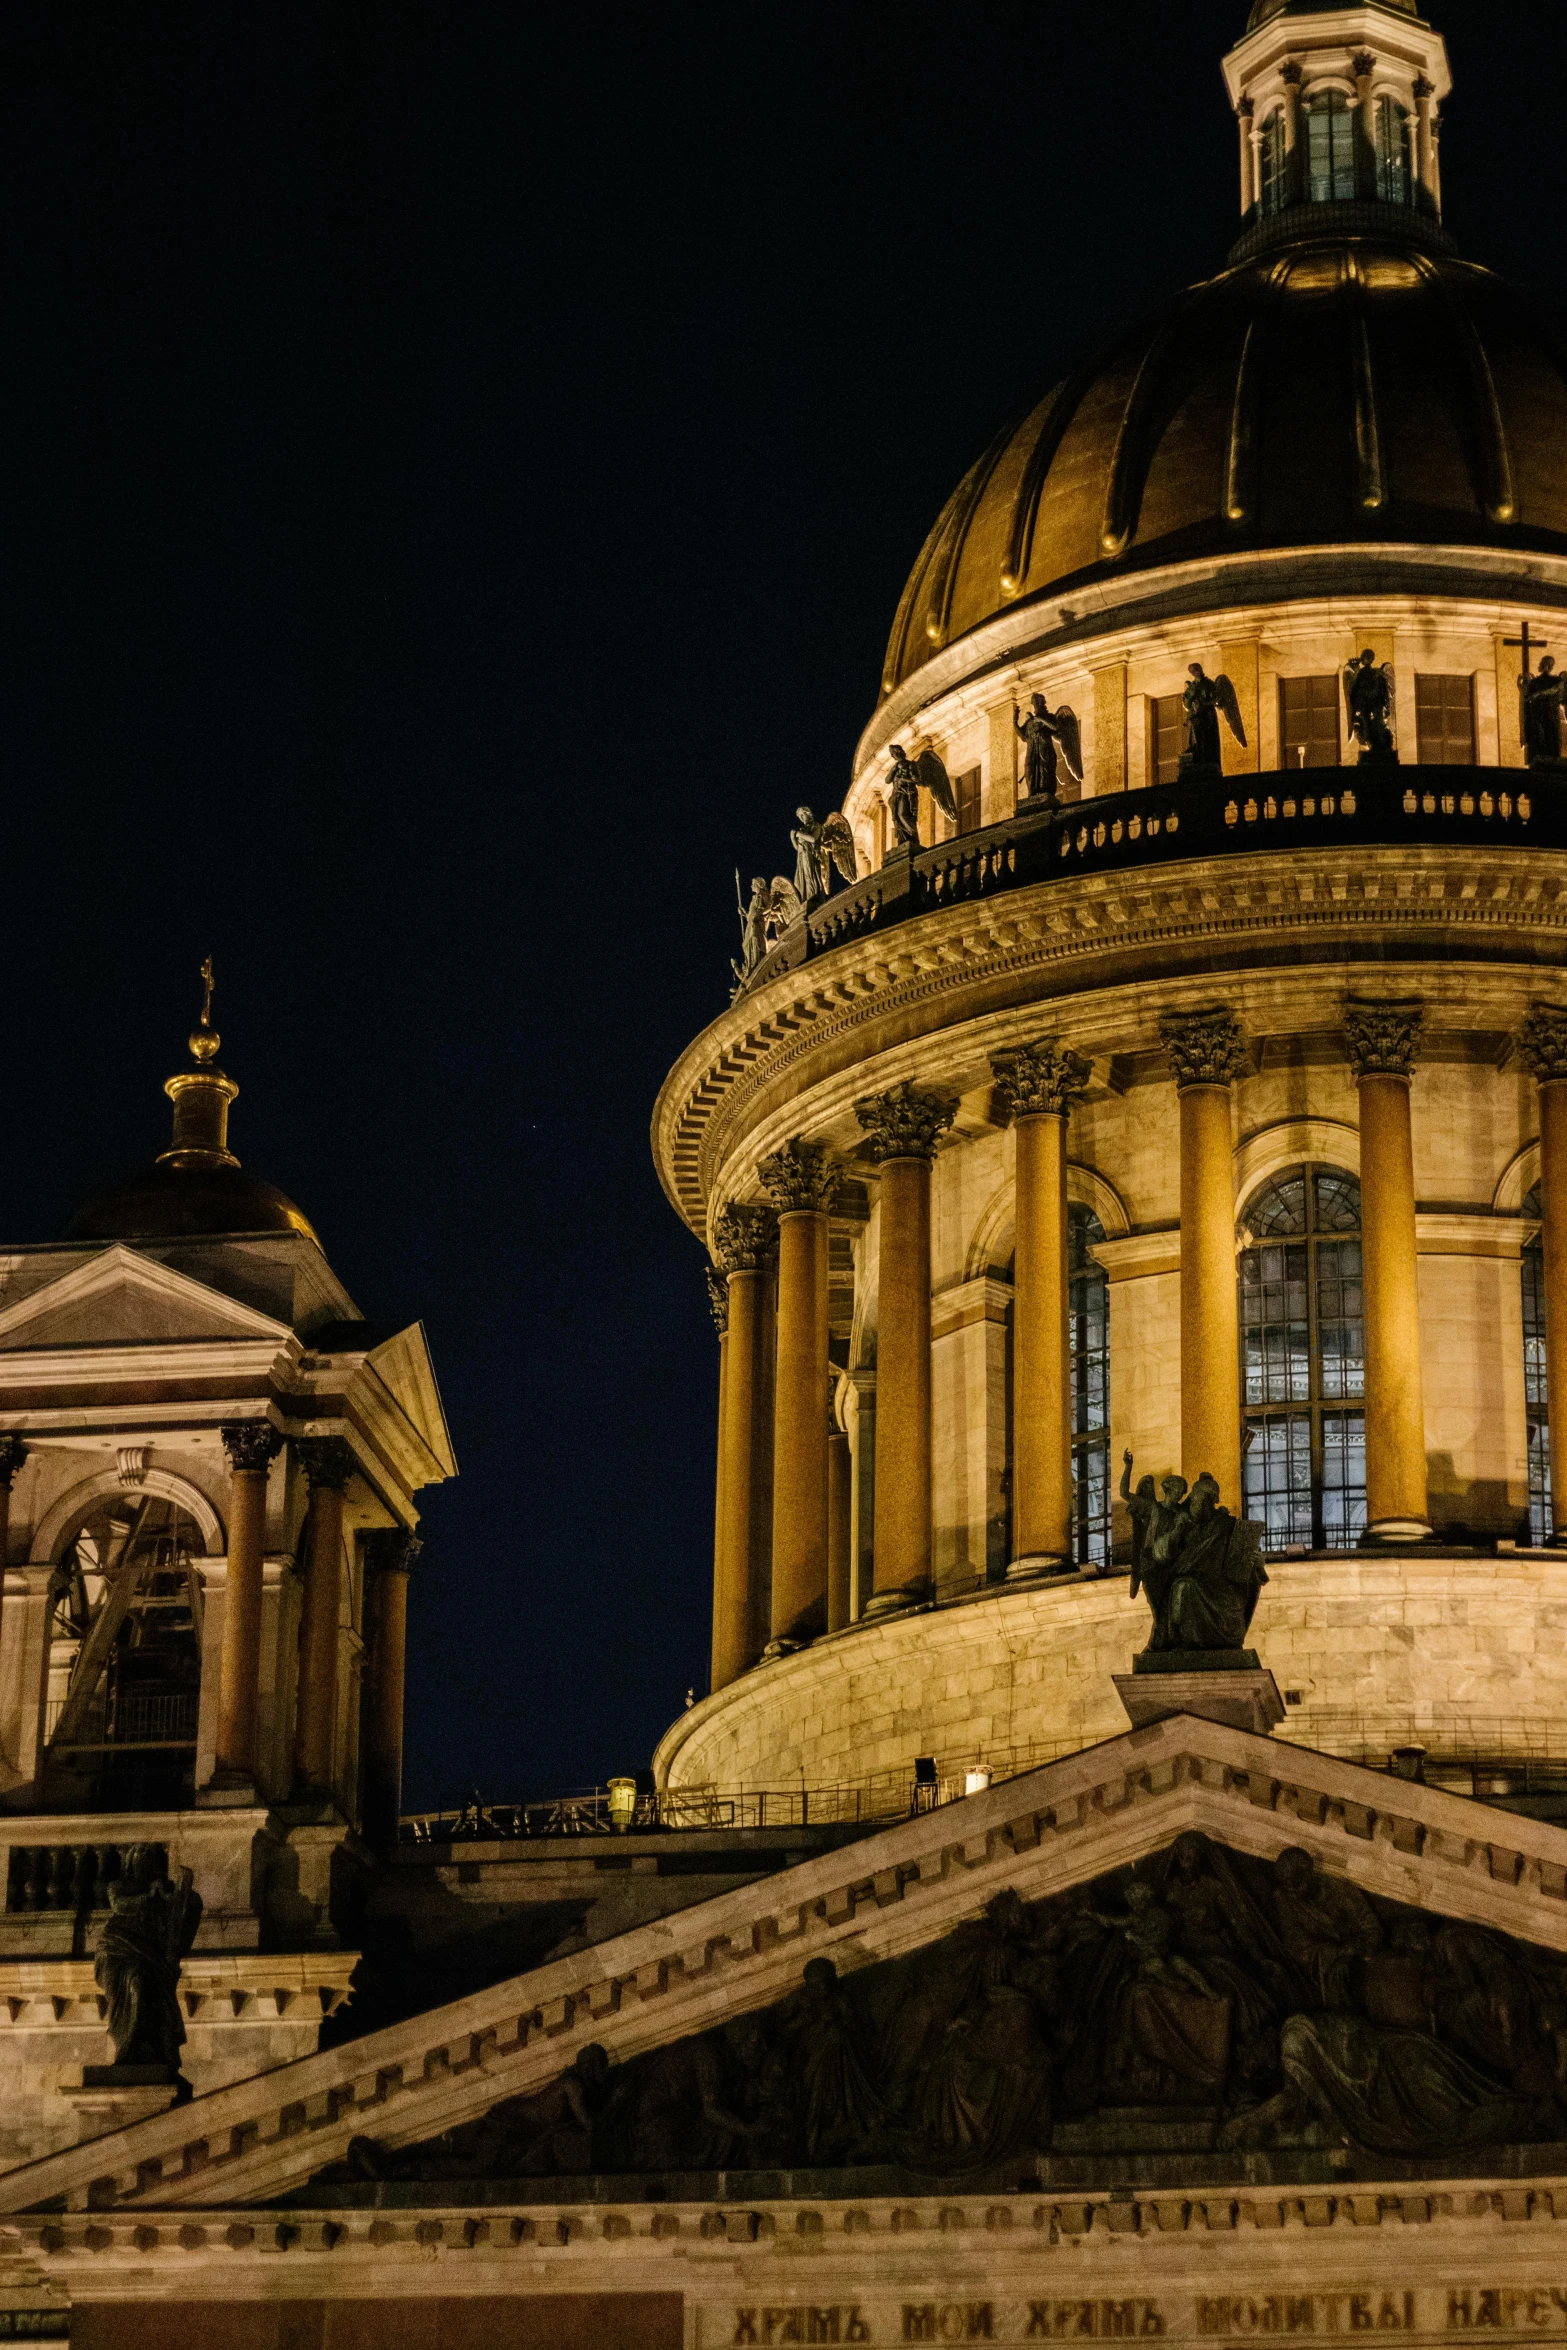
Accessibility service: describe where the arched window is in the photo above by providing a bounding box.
[1240,1167,1366,1550]
[1523,1184,1550,1542]
[1307,92,1357,203]
[1070,1204,1110,1568]
[1375,97,1412,204]
[1258,112,1288,216]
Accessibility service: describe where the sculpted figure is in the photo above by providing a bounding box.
[1523,657,1566,768]
[1179,664,1246,777]
[1268,1846,1381,2013]
[346,2044,611,2181]
[1344,648,1397,761]
[94,1844,203,2075]
[785,1956,883,2165]
[730,872,806,993]
[1013,695,1083,803]
[1162,1473,1268,1652]
[884,745,922,847]
[789,808,859,908]
[1120,1452,1190,1643]
[609,2029,762,2172]
[1221,2008,1555,2158]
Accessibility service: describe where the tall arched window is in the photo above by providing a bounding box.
[1374,98,1412,204]
[1069,1204,1110,1568]
[1258,112,1288,216]
[1240,1167,1366,1550]
[1523,1183,1550,1543]
[1307,92,1356,203]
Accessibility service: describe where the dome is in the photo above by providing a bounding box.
[64,1158,320,1244]
[1247,0,1419,23]
[881,227,1567,695]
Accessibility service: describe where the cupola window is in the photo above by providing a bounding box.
[1523,1184,1550,1543]
[1258,111,1288,216]
[1306,92,1357,204]
[1240,1167,1366,1550]
[1375,97,1413,205]
[1069,1204,1110,1568]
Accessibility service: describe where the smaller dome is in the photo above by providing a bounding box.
[1247,0,1417,23]
[65,1160,319,1245]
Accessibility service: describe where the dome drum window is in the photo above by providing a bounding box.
[1241,1168,1367,1551]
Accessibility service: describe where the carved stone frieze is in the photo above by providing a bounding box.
[1159,1007,1245,1091]
[854,1081,957,1164]
[220,1421,283,1478]
[713,1203,779,1273]
[1518,1003,1567,1084]
[1345,999,1423,1080]
[706,1268,730,1335]
[990,1040,1090,1122]
[295,1436,356,1493]
[757,1138,839,1215]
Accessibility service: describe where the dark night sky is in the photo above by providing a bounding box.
[0,1,1558,1808]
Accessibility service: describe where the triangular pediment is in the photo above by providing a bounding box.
[9,1715,1567,2213]
[0,1245,294,1353]
[365,1322,456,1478]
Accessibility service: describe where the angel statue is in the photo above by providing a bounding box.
[790,807,858,907]
[731,872,805,994]
[1014,694,1082,804]
[1180,664,1246,779]
[883,743,959,850]
[1344,649,1398,763]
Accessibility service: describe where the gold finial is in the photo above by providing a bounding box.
[189,955,220,1064]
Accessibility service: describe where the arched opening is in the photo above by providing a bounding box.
[1374,97,1412,204]
[44,1494,204,1809]
[1240,1166,1366,1550]
[1069,1204,1110,1568]
[1523,1183,1550,1543]
[1306,91,1356,204]
[1258,111,1288,216]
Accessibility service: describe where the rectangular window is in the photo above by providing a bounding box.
[954,766,982,835]
[1242,1240,1311,1404]
[1150,694,1185,787]
[1243,1414,1315,1549]
[1415,673,1476,766]
[1279,675,1341,770]
[1320,1411,1368,1550]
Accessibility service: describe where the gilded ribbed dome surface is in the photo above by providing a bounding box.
[64,1160,319,1244]
[882,232,1567,695]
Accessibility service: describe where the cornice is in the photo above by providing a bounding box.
[11,1715,1567,2214]
[654,843,1567,1239]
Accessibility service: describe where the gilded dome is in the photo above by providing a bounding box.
[64,1159,320,1245]
[881,227,1567,696]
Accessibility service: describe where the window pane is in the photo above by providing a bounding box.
[1259,112,1288,216]
[1313,1169,1362,1233]
[1152,695,1184,788]
[1524,1194,1550,1542]
[1375,99,1410,204]
[1279,675,1341,770]
[1415,674,1475,766]
[1308,95,1355,203]
[1244,1416,1314,1547]
[1316,1237,1365,1399]
[1322,1412,1367,1549]
[1248,1173,1309,1237]
[1242,1240,1310,1403]
[1070,1206,1110,1568]
[954,767,982,834]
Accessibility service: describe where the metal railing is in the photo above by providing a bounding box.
[43,1688,198,1752]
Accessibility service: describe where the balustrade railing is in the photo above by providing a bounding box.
[3,1840,164,1914]
[739,765,1562,995]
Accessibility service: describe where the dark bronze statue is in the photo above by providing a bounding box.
[94,1844,203,2076]
[1523,656,1566,769]
[1013,695,1082,804]
[884,745,922,847]
[321,1832,1567,2186]
[1180,664,1246,779]
[1120,1454,1267,1655]
[1344,649,1398,762]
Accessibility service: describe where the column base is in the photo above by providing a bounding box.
[1362,1517,1434,1545]
[759,1636,807,1663]
[1006,1551,1074,1584]
[862,1579,931,1621]
[196,1768,258,1808]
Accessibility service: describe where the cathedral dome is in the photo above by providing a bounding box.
[64,1158,318,1245]
[881,229,1567,696]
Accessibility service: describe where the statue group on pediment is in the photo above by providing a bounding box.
[1120,1453,1268,1655]
[331,1833,1567,2189]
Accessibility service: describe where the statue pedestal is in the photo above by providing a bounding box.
[65,2068,180,2142]
[1113,1656,1285,1737]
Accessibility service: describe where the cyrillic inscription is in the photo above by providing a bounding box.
[733,2311,871,2345]
[903,2309,994,2342]
[1027,2307,1166,2338]
[1198,2299,1416,2335]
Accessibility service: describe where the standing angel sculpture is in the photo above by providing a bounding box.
[730,807,857,996]
[1014,694,1082,804]
[882,743,960,850]
[1343,649,1398,763]
[790,807,858,906]
[1522,656,1566,769]
[1179,664,1246,778]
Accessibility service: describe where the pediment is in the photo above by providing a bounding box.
[10,1714,1567,2214]
[0,1245,294,1353]
[365,1322,456,1479]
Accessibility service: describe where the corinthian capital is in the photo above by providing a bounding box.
[221,1420,283,1477]
[990,1040,1090,1122]
[1518,1004,1567,1084]
[1160,1007,1246,1091]
[1344,999,1423,1080]
[705,1268,729,1334]
[854,1081,957,1165]
[295,1435,357,1493]
[757,1139,840,1215]
[712,1202,778,1273]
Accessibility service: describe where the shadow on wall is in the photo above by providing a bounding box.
[1424,1459,1528,1544]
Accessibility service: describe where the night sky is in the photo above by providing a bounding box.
[0,1,1559,1809]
